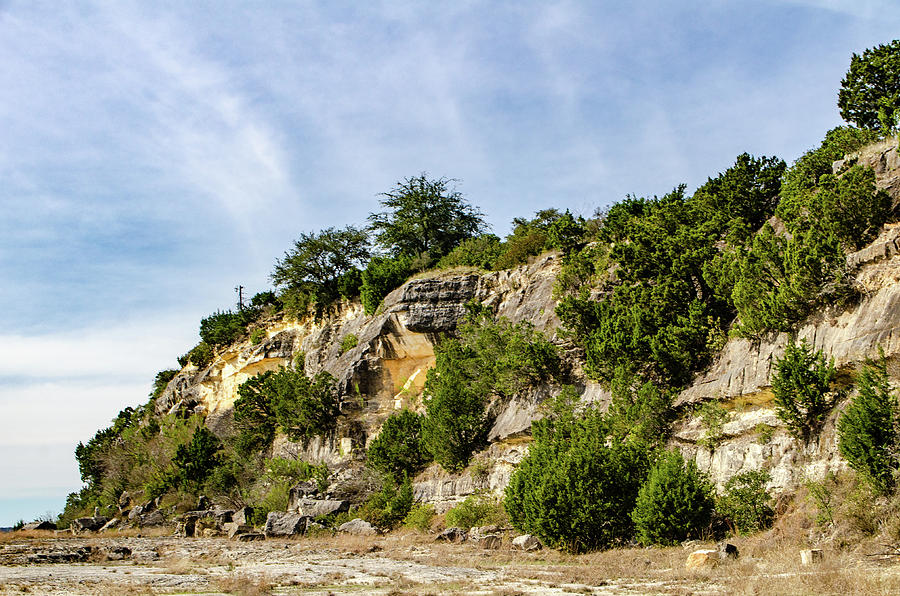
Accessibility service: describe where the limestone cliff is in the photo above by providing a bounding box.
[156,139,900,508]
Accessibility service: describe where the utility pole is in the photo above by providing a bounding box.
[235,285,245,312]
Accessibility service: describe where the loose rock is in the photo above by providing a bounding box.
[686,549,719,569]
[512,534,542,551]
[801,549,824,565]
[436,527,468,543]
[338,518,378,536]
[264,512,310,537]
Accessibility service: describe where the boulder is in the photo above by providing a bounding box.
[512,534,542,551]
[139,510,166,527]
[294,498,349,518]
[338,518,378,536]
[128,506,144,521]
[225,522,253,539]
[686,549,719,569]
[99,518,121,532]
[264,512,310,537]
[196,495,211,511]
[71,517,108,533]
[236,532,266,542]
[118,491,133,510]
[23,521,57,531]
[801,549,824,565]
[473,534,502,549]
[435,527,468,542]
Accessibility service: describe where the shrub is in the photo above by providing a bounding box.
[437,234,502,269]
[698,402,729,452]
[180,342,213,368]
[403,503,436,531]
[716,469,775,534]
[200,310,249,347]
[631,450,715,546]
[172,425,223,491]
[339,333,358,354]
[366,410,431,479]
[772,339,838,443]
[361,475,414,530]
[838,357,900,493]
[505,389,651,552]
[360,255,413,315]
[815,165,893,250]
[445,493,507,529]
[250,328,266,345]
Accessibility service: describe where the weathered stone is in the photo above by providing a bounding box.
[511,534,542,551]
[435,527,468,542]
[801,549,824,565]
[685,549,719,569]
[131,549,160,563]
[289,480,320,503]
[264,512,310,537]
[71,517,108,533]
[196,495,211,510]
[294,498,349,518]
[338,518,378,536]
[200,527,221,538]
[225,522,253,539]
[236,532,265,542]
[139,510,166,527]
[22,521,56,531]
[473,534,502,549]
[99,518,120,532]
[128,506,143,521]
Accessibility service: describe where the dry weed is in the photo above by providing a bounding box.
[215,572,273,596]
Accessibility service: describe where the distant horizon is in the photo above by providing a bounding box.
[2,0,900,527]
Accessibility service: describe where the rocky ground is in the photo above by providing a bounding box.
[3,531,900,595]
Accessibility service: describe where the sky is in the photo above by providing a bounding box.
[1,0,898,526]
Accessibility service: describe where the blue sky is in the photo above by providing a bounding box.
[1,0,898,525]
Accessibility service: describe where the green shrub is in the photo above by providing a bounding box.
[505,389,651,552]
[422,305,562,471]
[200,310,248,347]
[815,165,893,250]
[360,255,413,315]
[631,450,715,546]
[179,342,213,368]
[445,493,506,529]
[337,267,363,300]
[233,367,340,455]
[772,339,838,443]
[172,425,223,491]
[366,410,431,479]
[716,469,775,534]
[698,402,729,452]
[361,475,414,530]
[250,328,266,345]
[339,333,358,354]
[838,357,900,493]
[437,234,502,269]
[403,503,436,531]
[605,368,673,449]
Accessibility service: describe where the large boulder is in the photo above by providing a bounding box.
[71,517,108,533]
[264,512,310,537]
[686,549,719,569]
[512,534,542,551]
[294,498,349,518]
[232,506,253,526]
[337,518,378,536]
[435,527,468,542]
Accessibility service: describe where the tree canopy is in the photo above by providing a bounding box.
[838,40,900,131]
[368,174,487,262]
[271,225,370,308]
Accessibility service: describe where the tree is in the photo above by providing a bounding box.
[716,469,775,534]
[631,450,715,546]
[173,425,223,491]
[366,410,431,479]
[504,389,651,552]
[838,40,900,132]
[271,226,370,308]
[368,174,487,262]
[772,339,838,443]
[838,358,900,493]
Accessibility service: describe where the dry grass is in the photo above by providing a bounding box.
[215,572,273,596]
